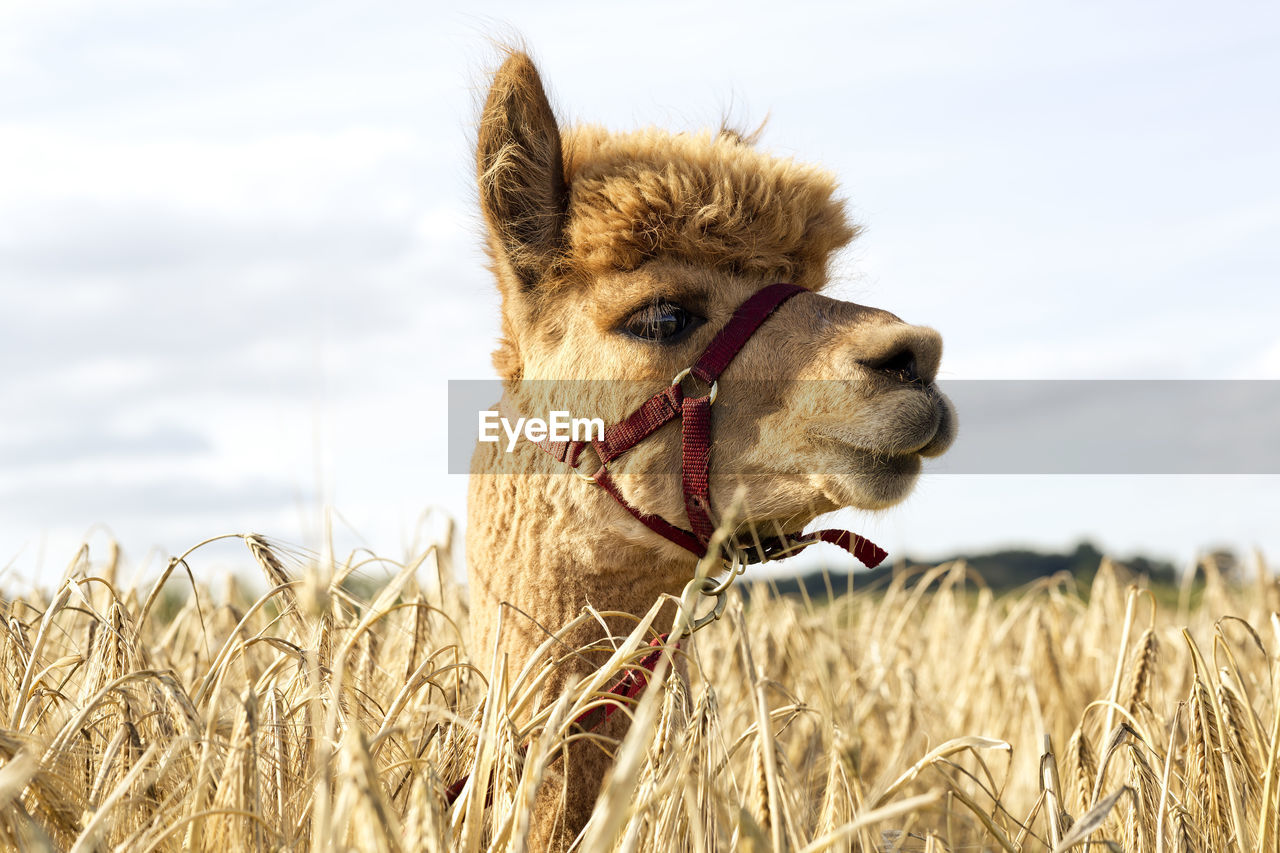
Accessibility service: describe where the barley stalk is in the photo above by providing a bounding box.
[0,536,1271,852]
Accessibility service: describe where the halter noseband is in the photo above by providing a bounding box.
[513,282,887,569]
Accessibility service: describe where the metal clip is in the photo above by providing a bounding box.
[687,575,730,632]
[672,367,719,404]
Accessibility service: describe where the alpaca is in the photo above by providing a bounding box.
[467,50,956,849]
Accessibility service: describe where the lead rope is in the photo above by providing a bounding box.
[443,565,735,807]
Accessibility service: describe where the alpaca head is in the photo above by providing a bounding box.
[475,51,956,558]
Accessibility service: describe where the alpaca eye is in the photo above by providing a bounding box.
[621,302,702,343]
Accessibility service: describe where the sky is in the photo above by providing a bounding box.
[2,0,1278,586]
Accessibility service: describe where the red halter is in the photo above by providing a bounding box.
[521,282,887,570]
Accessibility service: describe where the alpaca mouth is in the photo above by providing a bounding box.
[813,385,956,460]
[811,449,923,511]
[915,392,955,457]
[807,388,955,510]
[840,447,925,476]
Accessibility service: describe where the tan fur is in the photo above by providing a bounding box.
[563,125,857,284]
[468,48,957,850]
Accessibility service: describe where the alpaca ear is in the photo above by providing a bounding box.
[477,51,568,290]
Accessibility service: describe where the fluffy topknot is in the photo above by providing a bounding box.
[561,126,858,289]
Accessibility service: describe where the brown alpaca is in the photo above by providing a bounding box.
[467,50,956,849]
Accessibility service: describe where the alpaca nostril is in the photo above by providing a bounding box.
[864,347,921,384]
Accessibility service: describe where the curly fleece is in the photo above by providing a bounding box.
[561,125,858,287]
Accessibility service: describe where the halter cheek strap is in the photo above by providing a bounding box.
[513,282,887,569]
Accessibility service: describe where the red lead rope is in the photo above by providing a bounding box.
[444,633,672,806]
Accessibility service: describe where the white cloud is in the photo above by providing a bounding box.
[0,125,422,211]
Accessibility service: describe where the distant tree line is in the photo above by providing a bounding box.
[757,540,1182,599]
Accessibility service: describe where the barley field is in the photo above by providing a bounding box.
[0,531,1275,852]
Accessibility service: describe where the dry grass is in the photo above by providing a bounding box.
[0,532,1277,852]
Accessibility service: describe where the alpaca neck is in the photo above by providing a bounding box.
[465,436,690,683]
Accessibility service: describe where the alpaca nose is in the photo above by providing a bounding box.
[857,325,942,385]
[866,347,920,383]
